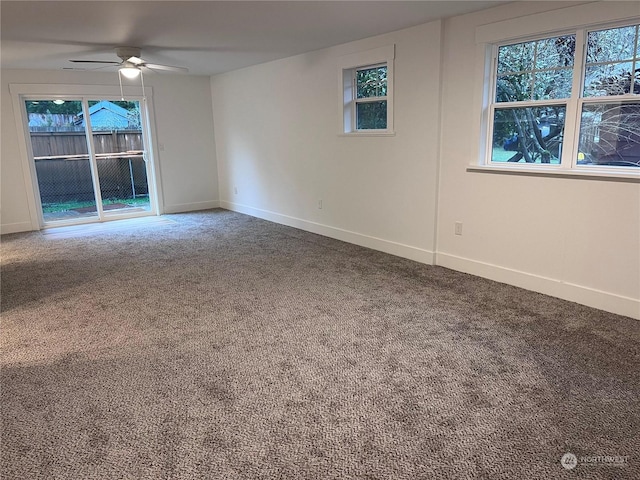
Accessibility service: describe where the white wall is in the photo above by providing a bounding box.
[1,69,219,233]
[437,1,640,319]
[211,21,443,263]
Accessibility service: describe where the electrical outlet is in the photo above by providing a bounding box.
[455,222,463,236]
[234,187,238,195]
[318,199,323,209]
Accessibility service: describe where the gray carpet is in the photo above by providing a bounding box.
[1,209,638,479]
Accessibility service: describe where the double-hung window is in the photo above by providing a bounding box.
[339,45,395,135]
[353,64,388,130]
[485,21,640,174]
[579,24,640,169]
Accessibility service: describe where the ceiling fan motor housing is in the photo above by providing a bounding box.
[116,47,141,62]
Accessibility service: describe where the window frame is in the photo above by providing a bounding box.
[475,12,640,181]
[338,45,395,136]
[352,63,389,132]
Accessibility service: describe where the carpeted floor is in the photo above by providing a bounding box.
[1,209,638,479]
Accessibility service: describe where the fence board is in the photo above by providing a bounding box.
[29,130,144,157]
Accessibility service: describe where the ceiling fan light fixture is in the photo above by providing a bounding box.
[120,66,141,79]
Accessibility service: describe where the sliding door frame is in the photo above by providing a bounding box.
[10,83,164,230]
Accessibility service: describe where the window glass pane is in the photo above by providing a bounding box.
[534,68,573,100]
[377,67,387,96]
[356,101,387,130]
[584,62,634,96]
[496,35,574,102]
[535,36,575,69]
[356,66,387,99]
[584,25,639,97]
[497,42,534,74]
[86,100,141,131]
[491,105,566,164]
[577,102,640,168]
[87,100,150,216]
[496,73,532,102]
[587,25,637,63]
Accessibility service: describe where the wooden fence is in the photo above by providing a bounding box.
[31,130,148,203]
[30,130,144,157]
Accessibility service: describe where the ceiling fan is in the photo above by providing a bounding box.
[69,47,188,78]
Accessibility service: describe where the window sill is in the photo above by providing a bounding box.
[467,164,640,182]
[339,131,396,137]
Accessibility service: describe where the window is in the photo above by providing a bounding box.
[579,25,640,169]
[339,45,394,135]
[353,64,388,130]
[485,21,640,173]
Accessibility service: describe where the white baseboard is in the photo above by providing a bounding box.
[163,200,220,214]
[437,252,639,320]
[1,221,34,235]
[220,201,435,264]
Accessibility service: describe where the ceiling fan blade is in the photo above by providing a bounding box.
[63,64,120,72]
[69,60,121,64]
[144,63,188,73]
[127,56,145,65]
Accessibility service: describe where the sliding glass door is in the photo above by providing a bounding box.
[24,97,154,225]
[87,100,151,217]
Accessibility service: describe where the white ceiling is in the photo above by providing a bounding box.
[1,1,507,76]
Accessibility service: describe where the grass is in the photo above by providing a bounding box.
[491,146,560,164]
[42,196,149,213]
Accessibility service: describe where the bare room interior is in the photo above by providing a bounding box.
[1,1,639,479]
